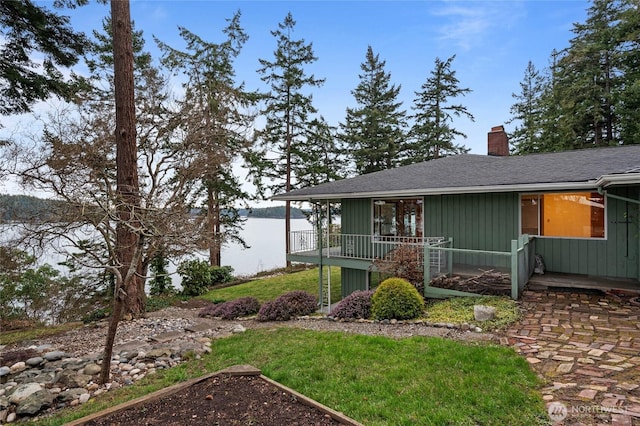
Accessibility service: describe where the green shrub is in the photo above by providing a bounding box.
[371,277,425,320]
[149,252,175,296]
[177,259,211,297]
[210,265,234,285]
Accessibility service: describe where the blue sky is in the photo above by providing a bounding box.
[63,0,589,154]
[2,1,590,198]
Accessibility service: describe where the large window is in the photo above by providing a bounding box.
[521,192,605,239]
[373,198,423,238]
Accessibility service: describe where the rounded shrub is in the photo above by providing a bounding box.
[177,259,211,297]
[371,277,425,320]
[330,290,374,320]
[198,297,260,320]
[256,290,317,321]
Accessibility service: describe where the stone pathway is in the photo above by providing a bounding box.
[505,290,640,425]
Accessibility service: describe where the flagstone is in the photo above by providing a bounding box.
[578,389,598,400]
[556,363,574,374]
[599,365,624,372]
[553,355,575,362]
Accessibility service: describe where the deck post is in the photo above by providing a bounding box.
[317,203,324,311]
[511,239,518,300]
[447,237,454,277]
[423,244,431,297]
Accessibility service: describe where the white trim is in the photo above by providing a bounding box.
[272,181,600,202]
[595,173,640,188]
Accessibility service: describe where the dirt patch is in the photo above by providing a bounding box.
[0,348,40,366]
[74,371,353,426]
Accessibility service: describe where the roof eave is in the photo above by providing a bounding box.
[271,181,600,202]
[595,173,640,188]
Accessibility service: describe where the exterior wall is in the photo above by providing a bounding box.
[425,192,520,251]
[333,186,640,296]
[425,192,519,269]
[339,199,373,297]
[340,267,368,298]
[341,198,371,235]
[534,187,639,280]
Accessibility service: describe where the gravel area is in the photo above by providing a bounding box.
[2,306,496,358]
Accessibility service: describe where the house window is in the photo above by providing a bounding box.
[373,198,423,238]
[521,192,605,239]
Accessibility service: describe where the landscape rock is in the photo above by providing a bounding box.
[43,351,66,362]
[16,389,53,415]
[473,305,497,322]
[83,363,102,376]
[230,324,246,334]
[8,382,43,404]
[9,362,26,374]
[25,357,43,367]
[0,366,10,377]
[57,388,87,402]
[55,369,91,388]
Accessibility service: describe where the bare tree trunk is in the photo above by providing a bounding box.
[285,92,292,268]
[100,0,139,384]
[207,184,221,266]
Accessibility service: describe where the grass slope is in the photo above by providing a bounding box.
[200,267,342,305]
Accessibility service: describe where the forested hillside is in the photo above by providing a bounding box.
[0,194,61,222]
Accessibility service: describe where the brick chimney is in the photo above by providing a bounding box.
[487,125,509,156]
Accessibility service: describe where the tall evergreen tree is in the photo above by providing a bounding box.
[508,61,546,154]
[407,55,472,161]
[340,46,407,174]
[250,12,325,263]
[104,0,139,385]
[552,0,630,147]
[0,0,87,119]
[615,0,640,144]
[157,11,256,267]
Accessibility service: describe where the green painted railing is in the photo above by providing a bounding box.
[423,235,534,300]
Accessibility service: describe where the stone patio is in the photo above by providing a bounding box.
[505,289,640,425]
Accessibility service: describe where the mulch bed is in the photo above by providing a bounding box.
[74,373,350,426]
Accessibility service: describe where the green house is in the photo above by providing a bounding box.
[273,127,640,303]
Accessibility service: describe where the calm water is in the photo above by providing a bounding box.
[221,218,310,276]
[1,219,313,283]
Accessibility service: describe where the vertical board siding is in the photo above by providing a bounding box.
[341,267,367,298]
[341,198,371,235]
[425,192,519,269]
[525,187,639,280]
[340,199,372,297]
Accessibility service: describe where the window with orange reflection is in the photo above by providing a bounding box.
[520,192,605,239]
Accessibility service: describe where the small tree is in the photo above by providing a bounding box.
[372,244,425,294]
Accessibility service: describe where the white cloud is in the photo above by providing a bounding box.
[431,1,525,51]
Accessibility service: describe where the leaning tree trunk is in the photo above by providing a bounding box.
[100,0,140,385]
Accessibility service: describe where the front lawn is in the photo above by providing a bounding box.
[39,328,546,426]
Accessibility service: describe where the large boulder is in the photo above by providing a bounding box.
[8,383,43,405]
[16,389,54,415]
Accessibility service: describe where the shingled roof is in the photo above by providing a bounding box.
[273,144,640,201]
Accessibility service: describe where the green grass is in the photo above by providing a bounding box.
[0,322,82,346]
[35,329,547,426]
[426,296,521,331]
[200,266,342,304]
